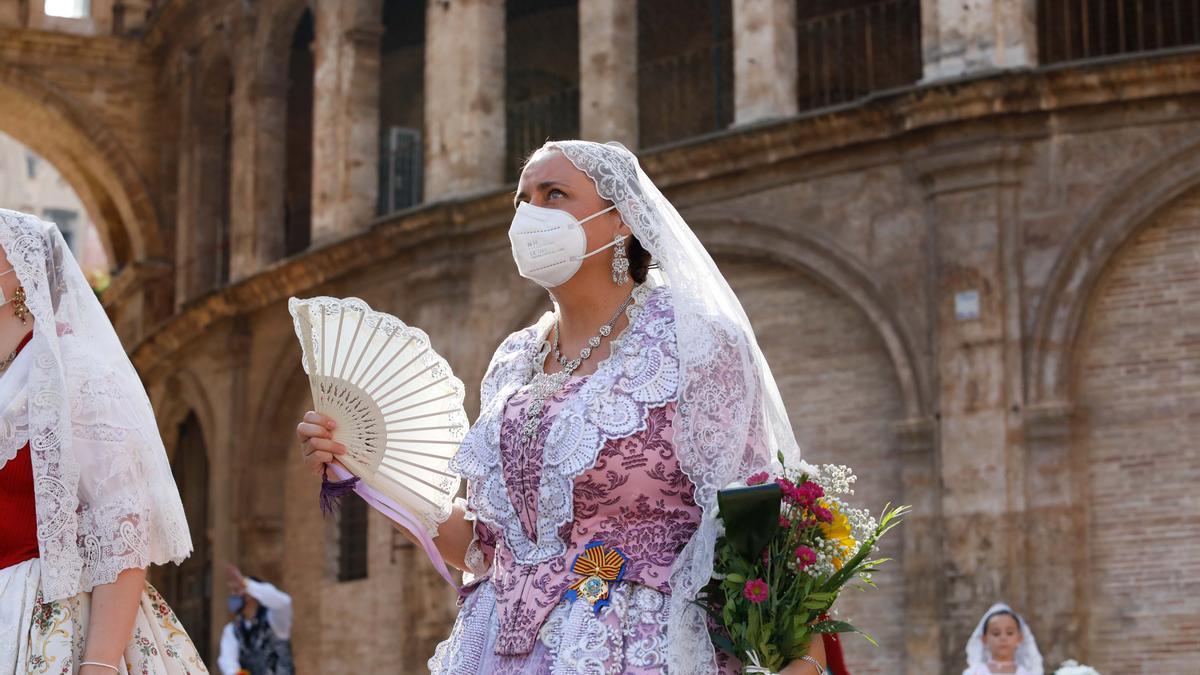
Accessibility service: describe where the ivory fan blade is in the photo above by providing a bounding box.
[288,296,466,536]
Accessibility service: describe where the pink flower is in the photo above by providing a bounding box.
[778,515,792,529]
[743,578,769,604]
[803,481,825,500]
[812,504,834,524]
[794,546,817,568]
[746,472,770,486]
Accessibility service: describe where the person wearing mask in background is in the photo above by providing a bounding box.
[218,564,294,675]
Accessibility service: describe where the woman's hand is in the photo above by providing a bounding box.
[779,633,828,674]
[296,411,345,476]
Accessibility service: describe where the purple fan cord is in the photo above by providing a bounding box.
[320,470,360,516]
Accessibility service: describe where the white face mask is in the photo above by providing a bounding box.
[508,201,625,288]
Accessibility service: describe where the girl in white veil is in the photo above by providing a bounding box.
[964,603,1044,675]
[299,141,827,674]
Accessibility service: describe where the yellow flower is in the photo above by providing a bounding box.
[818,501,858,570]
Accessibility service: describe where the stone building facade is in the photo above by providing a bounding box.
[1,0,1197,673]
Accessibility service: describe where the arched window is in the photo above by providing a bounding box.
[1038,0,1200,64]
[188,56,234,296]
[378,0,426,216]
[505,0,580,180]
[637,0,732,148]
[284,8,315,256]
[794,0,922,112]
[159,413,212,660]
[337,494,369,582]
[44,0,89,19]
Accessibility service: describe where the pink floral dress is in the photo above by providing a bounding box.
[432,286,738,674]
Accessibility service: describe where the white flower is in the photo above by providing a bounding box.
[795,459,819,477]
[1055,660,1101,675]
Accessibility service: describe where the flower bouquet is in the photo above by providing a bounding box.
[703,460,909,673]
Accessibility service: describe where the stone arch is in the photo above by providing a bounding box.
[690,216,929,420]
[153,366,219,464]
[243,344,312,582]
[148,366,218,662]
[0,64,164,266]
[1030,130,1200,404]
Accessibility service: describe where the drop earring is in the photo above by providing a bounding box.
[10,286,28,325]
[611,235,629,286]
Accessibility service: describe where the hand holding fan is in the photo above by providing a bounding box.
[289,296,467,587]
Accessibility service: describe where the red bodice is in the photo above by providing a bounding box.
[0,331,40,571]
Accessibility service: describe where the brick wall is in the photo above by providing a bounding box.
[1076,194,1200,673]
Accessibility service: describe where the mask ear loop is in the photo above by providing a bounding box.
[574,205,626,261]
[0,267,16,306]
[578,233,627,261]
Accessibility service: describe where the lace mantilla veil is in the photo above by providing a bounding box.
[964,603,1045,675]
[0,209,191,602]
[546,141,802,673]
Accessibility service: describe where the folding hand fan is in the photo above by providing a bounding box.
[288,296,467,541]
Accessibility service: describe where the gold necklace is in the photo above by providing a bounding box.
[0,345,20,373]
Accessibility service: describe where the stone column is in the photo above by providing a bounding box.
[732,0,798,125]
[423,0,506,200]
[896,417,944,673]
[578,0,637,147]
[311,3,381,244]
[921,0,1037,81]
[229,61,288,280]
[1023,402,1086,668]
[912,140,1030,669]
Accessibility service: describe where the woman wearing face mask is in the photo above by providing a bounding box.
[963,604,1044,675]
[297,141,830,674]
[0,210,204,674]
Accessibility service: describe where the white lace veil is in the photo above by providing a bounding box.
[0,209,191,602]
[965,603,1045,675]
[546,141,802,673]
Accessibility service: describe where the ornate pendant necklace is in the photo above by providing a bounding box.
[519,291,636,443]
[0,345,20,373]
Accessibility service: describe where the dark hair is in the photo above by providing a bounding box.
[627,235,652,284]
[983,609,1021,634]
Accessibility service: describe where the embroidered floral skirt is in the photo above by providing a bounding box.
[0,558,208,674]
[428,580,739,675]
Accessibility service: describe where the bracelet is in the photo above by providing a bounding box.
[80,662,120,673]
[799,654,825,675]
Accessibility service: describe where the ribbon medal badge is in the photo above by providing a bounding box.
[564,541,627,614]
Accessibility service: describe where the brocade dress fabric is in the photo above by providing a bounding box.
[430,287,738,674]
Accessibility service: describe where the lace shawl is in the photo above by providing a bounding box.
[0,209,192,602]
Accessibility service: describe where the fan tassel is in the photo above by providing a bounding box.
[320,469,361,516]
